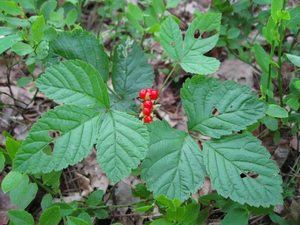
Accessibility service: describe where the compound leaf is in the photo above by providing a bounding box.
[50,30,109,81]
[203,134,283,207]
[96,110,149,183]
[36,60,109,108]
[160,13,221,75]
[181,76,266,138]
[112,42,154,100]
[141,121,206,201]
[14,105,102,174]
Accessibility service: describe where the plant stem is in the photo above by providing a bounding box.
[159,64,178,94]
[277,0,287,106]
[266,41,275,102]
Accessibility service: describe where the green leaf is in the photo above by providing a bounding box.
[8,209,34,225]
[40,0,57,20]
[286,53,300,67]
[9,174,38,209]
[266,104,288,118]
[269,212,290,225]
[166,0,180,8]
[0,34,22,55]
[40,206,62,225]
[14,105,102,174]
[181,77,266,138]
[96,110,149,183]
[160,14,220,74]
[221,207,249,225]
[78,212,93,225]
[150,218,173,225]
[41,194,53,211]
[5,136,21,160]
[11,42,34,55]
[227,27,240,39]
[159,17,183,61]
[271,0,283,22]
[94,209,109,219]
[86,189,104,207]
[0,1,23,16]
[17,77,33,87]
[112,42,154,100]
[287,5,300,29]
[36,60,109,108]
[31,15,45,44]
[203,134,283,207]
[42,171,61,189]
[65,8,78,27]
[252,44,270,73]
[1,171,23,193]
[0,152,5,171]
[141,121,206,201]
[262,116,278,131]
[126,3,144,32]
[67,216,89,225]
[50,31,109,82]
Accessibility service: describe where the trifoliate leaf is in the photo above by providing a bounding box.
[96,110,149,183]
[159,13,221,74]
[14,105,102,174]
[36,60,109,108]
[112,42,154,100]
[50,30,109,81]
[181,76,266,138]
[203,134,283,207]
[141,121,206,201]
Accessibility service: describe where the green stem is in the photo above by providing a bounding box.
[31,176,56,195]
[266,42,275,102]
[159,64,178,95]
[277,0,287,106]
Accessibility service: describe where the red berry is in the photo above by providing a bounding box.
[144,116,153,123]
[143,100,153,110]
[145,88,152,100]
[150,89,159,100]
[143,107,152,116]
[139,89,147,99]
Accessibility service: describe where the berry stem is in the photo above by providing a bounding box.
[159,64,178,95]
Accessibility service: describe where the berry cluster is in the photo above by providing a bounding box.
[139,88,159,124]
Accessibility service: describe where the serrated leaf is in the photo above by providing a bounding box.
[96,110,149,183]
[8,209,34,225]
[160,14,220,75]
[181,77,266,138]
[50,31,109,81]
[36,60,109,108]
[14,105,102,174]
[141,121,206,201]
[112,42,154,100]
[203,134,283,207]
